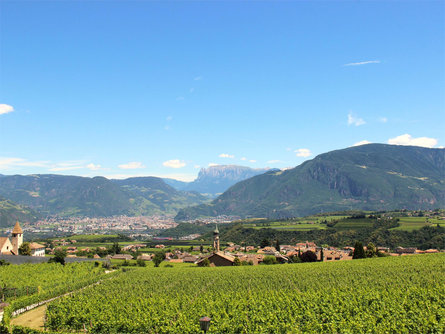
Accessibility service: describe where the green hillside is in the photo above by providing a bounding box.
[113,177,208,215]
[0,175,208,218]
[0,196,39,228]
[176,144,445,220]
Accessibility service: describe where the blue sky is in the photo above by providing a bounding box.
[1,1,444,181]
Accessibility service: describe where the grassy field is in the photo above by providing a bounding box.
[44,254,445,334]
[391,217,445,231]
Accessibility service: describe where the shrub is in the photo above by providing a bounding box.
[263,256,278,265]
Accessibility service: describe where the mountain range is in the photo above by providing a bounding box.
[1,144,443,227]
[164,165,271,196]
[175,144,445,220]
[0,175,208,225]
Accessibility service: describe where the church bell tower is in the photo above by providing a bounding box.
[11,221,23,255]
[213,224,220,252]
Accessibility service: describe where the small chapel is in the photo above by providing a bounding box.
[197,224,235,266]
[0,221,24,255]
[0,222,45,256]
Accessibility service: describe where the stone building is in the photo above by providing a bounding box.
[0,222,23,255]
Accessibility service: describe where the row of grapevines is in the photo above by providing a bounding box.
[46,254,445,333]
[0,262,106,300]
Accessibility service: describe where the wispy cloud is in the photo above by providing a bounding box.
[118,161,146,170]
[219,153,235,159]
[343,60,380,66]
[249,159,257,163]
[240,157,247,161]
[208,163,219,167]
[86,163,102,171]
[0,104,14,115]
[295,148,312,157]
[0,157,49,170]
[163,159,186,168]
[353,140,372,147]
[348,112,366,126]
[388,134,438,148]
[48,161,86,172]
[379,117,388,123]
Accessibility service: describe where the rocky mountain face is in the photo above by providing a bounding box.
[175,144,445,220]
[165,165,271,196]
[0,174,208,221]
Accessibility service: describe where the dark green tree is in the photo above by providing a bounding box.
[352,241,366,259]
[260,239,270,248]
[200,258,210,267]
[275,239,280,252]
[110,242,121,255]
[18,242,31,256]
[200,245,204,253]
[153,251,165,267]
[366,242,377,258]
[49,249,67,265]
[233,257,241,266]
[300,250,317,262]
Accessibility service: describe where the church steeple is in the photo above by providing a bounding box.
[213,224,220,252]
[11,221,23,255]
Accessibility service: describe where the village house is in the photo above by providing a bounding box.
[320,249,352,262]
[137,254,152,261]
[29,242,46,257]
[111,254,133,260]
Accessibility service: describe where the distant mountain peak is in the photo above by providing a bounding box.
[176,144,445,220]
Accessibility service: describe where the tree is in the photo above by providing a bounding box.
[200,245,204,253]
[352,241,366,259]
[233,257,241,266]
[19,242,31,256]
[260,239,270,248]
[320,248,324,262]
[366,242,377,258]
[200,258,210,267]
[275,239,281,252]
[110,242,121,255]
[49,249,67,265]
[153,251,165,267]
[300,250,317,262]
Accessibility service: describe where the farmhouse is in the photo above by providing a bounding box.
[29,242,46,257]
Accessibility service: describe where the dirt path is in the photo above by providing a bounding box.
[10,304,47,330]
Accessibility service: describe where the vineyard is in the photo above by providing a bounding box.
[0,262,107,302]
[45,254,445,333]
[0,262,115,333]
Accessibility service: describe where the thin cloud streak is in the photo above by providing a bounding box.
[343,60,380,66]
